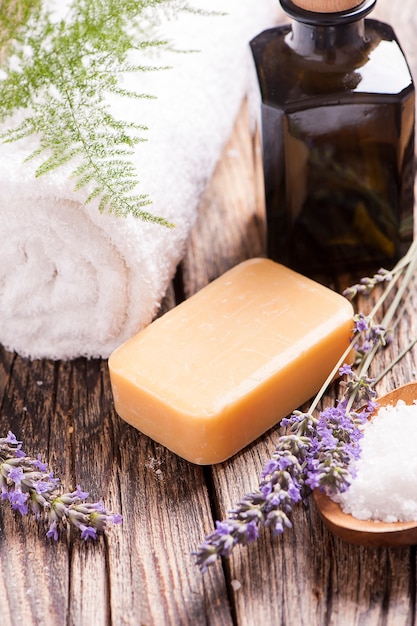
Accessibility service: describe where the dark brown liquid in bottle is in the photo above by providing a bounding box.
[251,0,415,278]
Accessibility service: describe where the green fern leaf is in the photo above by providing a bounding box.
[0,0,207,225]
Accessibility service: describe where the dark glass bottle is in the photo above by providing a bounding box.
[251,0,415,278]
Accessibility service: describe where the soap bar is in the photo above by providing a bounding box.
[108,258,353,464]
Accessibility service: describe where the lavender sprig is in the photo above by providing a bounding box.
[343,267,392,299]
[194,373,375,572]
[351,313,390,358]
[196,239,417,572]
[0,432,122,541]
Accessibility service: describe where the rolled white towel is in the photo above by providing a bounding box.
[0,0,279,360]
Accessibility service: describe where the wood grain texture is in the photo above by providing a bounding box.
[0,1,416,624]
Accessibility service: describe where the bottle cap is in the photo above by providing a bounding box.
[291,0,363,12]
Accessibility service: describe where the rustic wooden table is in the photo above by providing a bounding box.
[1,1,417,624]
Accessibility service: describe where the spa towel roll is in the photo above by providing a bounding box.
[0,0,278,360]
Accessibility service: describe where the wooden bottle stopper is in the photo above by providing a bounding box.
[292,0,363,12]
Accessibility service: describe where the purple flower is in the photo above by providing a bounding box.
[277,456,295,471]
[9,489,28,515]
[4,432,20,445]
[245,520,259,543]
[339,364,353,376]
[355,314,368,332]
[343,267,392,299]
[261,459,280,477]
[215,520,235,537]
[47,521,59,541]
[266,509,292,535]
[90,498,105,511]
[261,482,273,497]
[80,525,98,541]
[73,485,89,501]
[287,481,302,503]
[33,455,48,472]
[35,480,53,494]
[305,472,320,490]
[194,413,314,571]
[8,466,24,484]
[0,432,122,542]
[363,400,379,415]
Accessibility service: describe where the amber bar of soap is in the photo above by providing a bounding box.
[108,258,353,464]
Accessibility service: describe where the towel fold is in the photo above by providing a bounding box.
[0,0,278,360]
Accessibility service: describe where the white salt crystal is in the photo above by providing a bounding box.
[333,400,417,522]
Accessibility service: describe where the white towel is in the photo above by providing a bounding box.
[0,0,279,360]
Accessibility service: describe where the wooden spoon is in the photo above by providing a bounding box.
[313,382,417,547]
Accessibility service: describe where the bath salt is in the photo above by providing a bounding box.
[333,401,417,523]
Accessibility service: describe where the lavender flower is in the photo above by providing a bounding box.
[195,431,309,573]
[0,432,122,541]
[352,313,389,357]
[343,267,392,299]
[194,373,375,572]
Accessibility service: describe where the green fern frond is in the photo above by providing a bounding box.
[0,0,209,225]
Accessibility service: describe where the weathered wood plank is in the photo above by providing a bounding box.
[0,354,230,625]
[101,368,234,625]
[0,347,236,626]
